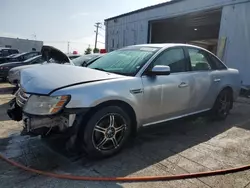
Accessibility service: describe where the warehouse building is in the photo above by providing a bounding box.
[104,0,250,85]
[0,37,43,52]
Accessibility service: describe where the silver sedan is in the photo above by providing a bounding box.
[8,43,241,159]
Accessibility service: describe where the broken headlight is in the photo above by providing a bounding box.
[23,95,70,115]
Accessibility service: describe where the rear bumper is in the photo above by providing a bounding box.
[7,97,89,137]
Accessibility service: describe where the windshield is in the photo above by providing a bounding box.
[87,47,159,76]
[72,54,100,66]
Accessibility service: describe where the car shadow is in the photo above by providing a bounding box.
[75,101,250,178]
[0,100,13,121]
[0,86,14,95]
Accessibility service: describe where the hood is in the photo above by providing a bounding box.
[20,64,124,95]
[41,45,72,64]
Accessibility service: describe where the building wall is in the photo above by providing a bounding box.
[105,0,248,52]
[219,1,250,85]
[0,37,43,52]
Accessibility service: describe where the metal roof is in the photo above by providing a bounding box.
[105,0,186,21]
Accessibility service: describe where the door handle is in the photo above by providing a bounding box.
[178,82,188,88]
[214,78,221,82]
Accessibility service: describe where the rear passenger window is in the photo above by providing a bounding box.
[208,53,227,70]
[188,48,212,71]
[153,48,187,73]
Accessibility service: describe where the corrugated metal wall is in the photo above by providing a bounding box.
[219,2,250,85]
[105,0,248,51]
[105,0,250,84]
[0,37,43,52]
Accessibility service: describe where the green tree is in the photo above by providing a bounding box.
[84,46,92,54]
[93,48,99,53]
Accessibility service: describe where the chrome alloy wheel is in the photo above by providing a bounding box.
[92,113,127,151]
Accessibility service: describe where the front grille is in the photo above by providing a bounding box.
[16,89,29,107]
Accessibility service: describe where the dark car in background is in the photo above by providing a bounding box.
[0,48,19,57]
[0,55,44,81]
[0,51,40,64]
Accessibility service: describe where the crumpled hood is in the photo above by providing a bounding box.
[20,63,124,95]
[41,45,72,64]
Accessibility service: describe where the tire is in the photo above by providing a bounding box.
[210,89,233,120]
[79,106,132,159]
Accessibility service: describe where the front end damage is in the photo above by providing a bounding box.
[7,89,81,139]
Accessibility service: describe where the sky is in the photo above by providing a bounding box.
[0,0,168,54]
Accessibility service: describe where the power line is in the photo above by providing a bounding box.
[94,22,102,49]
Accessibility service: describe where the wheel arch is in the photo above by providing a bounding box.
[82,100,138,136]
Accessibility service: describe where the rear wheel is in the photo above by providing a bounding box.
[79,106,132,159]
[210,89,233,120]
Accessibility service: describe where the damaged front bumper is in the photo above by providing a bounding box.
[7,97,87,137]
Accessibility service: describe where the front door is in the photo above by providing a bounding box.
[141,47,194,125]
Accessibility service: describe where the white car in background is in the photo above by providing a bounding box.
[8,46,74,85]
[8,50,102,86]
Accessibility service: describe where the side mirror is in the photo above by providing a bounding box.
[147,65,171,76]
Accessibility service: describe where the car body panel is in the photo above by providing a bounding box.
[51,76,144,126]
[141,72,194,125]
[20,64,125,95]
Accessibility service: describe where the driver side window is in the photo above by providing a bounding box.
[152,48,187,73]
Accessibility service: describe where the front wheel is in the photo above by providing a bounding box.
[210,89,233,120]
[79,106,132,159]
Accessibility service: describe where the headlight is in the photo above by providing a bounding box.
[23,95,70,115]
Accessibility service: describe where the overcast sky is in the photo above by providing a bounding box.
[0,0,167,53]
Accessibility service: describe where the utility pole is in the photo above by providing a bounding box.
[67,41,70,54]
[94,22,101,50]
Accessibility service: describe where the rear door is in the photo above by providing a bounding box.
[141,47,194,125]
[185,47,221,112]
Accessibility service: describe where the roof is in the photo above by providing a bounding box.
[124,43,210,51]
[105,0,185,21]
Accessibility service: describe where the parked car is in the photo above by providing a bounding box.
[0,47,19,57]
[0,51,40,64]
[72,53,104,67]
[68,54,81,60]
[8,46,73,94]
[8,49,100,86]
[0,55,44,81]
[7,44,241,159]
